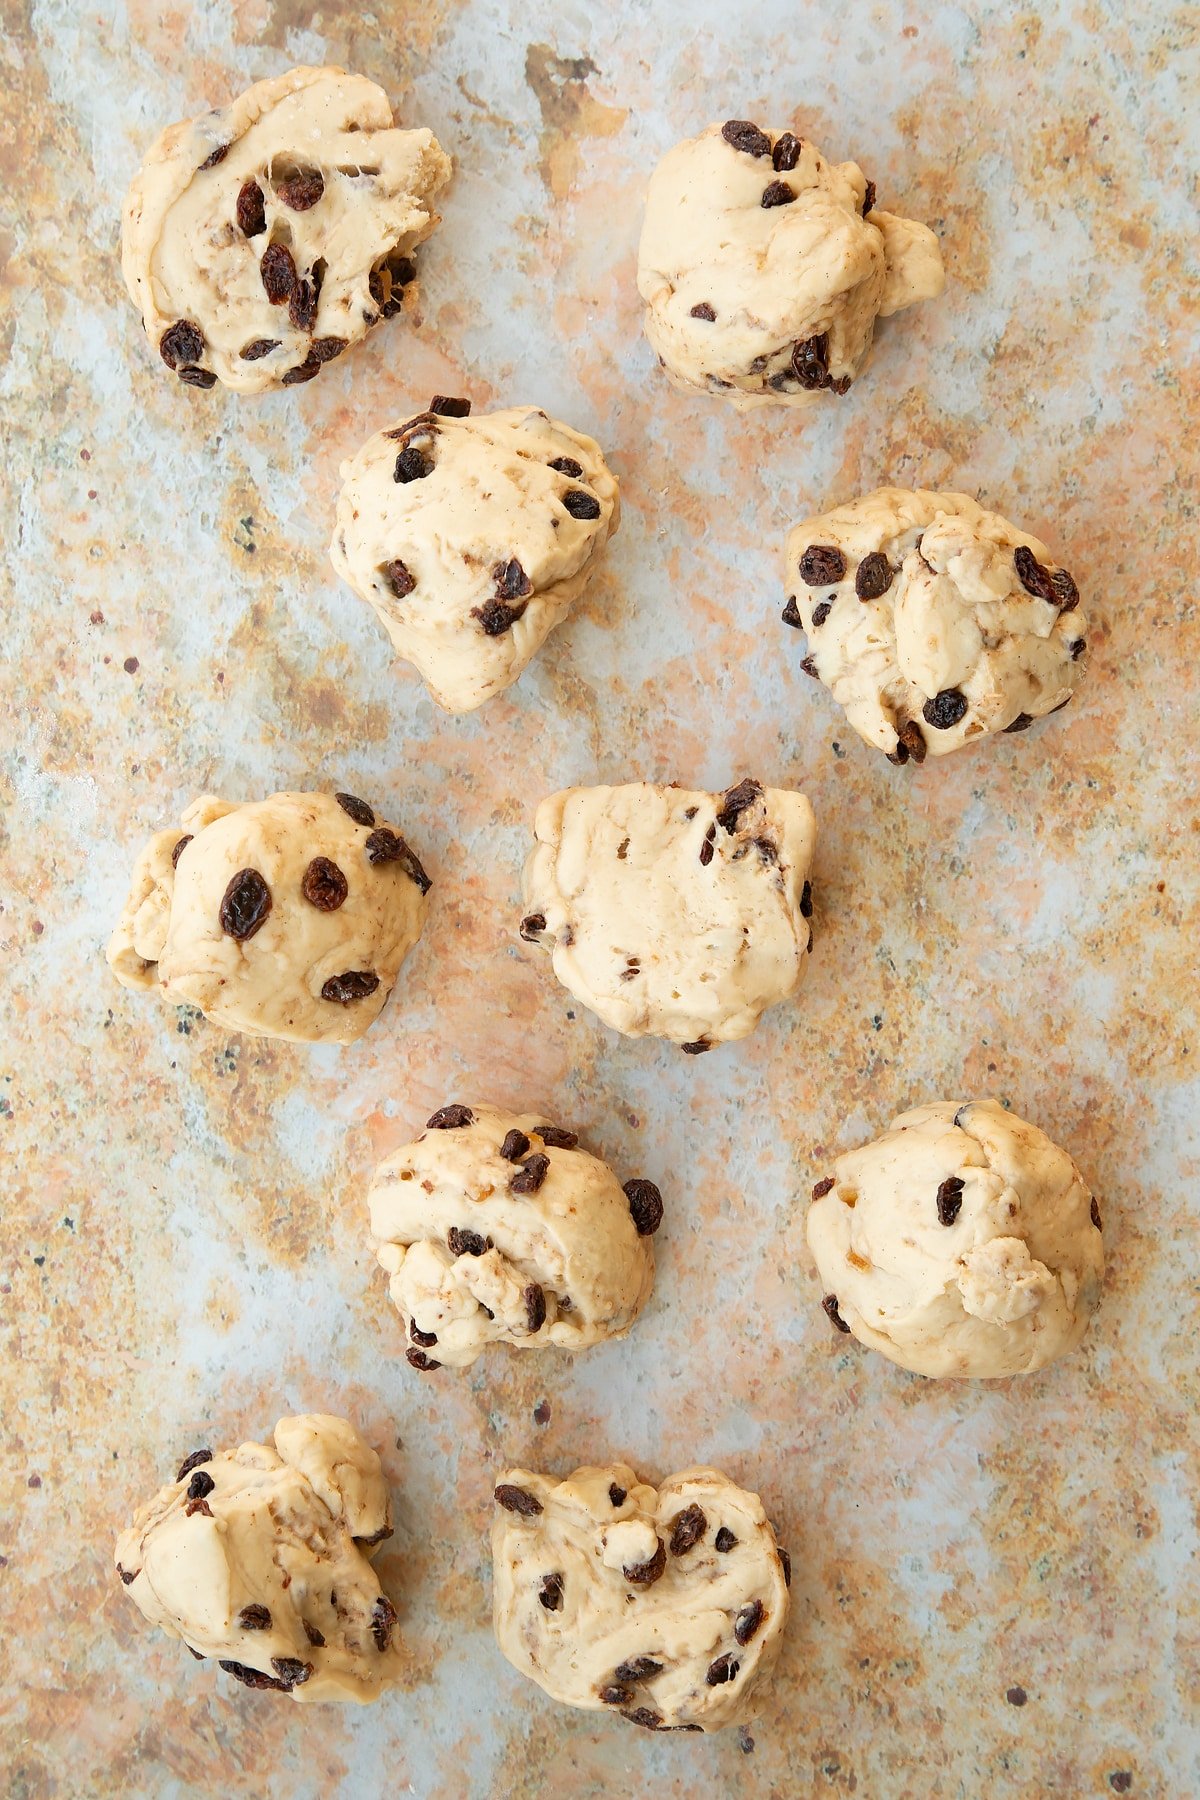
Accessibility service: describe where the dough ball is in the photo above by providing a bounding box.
[521,779,817,1051]
[636,120,943,409]
[107,789,430,1044]
[121,66,450,394]
[331,402,619,712]
[491,1462,791,1731]
[369,1102,659,1370]
[807,1100,1104,1378]
[783,488,1088,762]
[115,1413,400,1703]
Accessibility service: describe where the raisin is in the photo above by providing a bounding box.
[382,559,415,599]
[681,1039,711,1055]
[798,545,846,586]
[1091,1198,1102,1231]
[186,1469,215,1502]
[761,179,795,208]
[499,1129,531,1162]
[811,1176,834,1201]
[624,1179,663,1237]
[176,1448,212,1482]
[791,333,831,390]
[699,823,716,866]
[616,1657,663,1682]
[278,171,325,210]
[238,1604,271,1630]
[600,1684,636,1706]
[429,394,471,416]
[668,1504,706,1556]
[428,1106,474,1129]
[1052,569,1080,611]
[774,131,802,171]
[303,1621,325,1648]
[199,143,229,169]
[219,869,271,941]
[1014,544,1056,602]
[394,445,432,483]
[538,1126,578,1150]
[159,321,205,370]
[781,596,803,628]
[236,180,266,237]
[823,1294,851,1333]
[721,120,771,158]
[862,179,876,214]
[410,1319,438,1346]
[405,1347,440,1371]
[187,1646,206,1659]
[706,1654,740,1685]
[171,835,193,869]
[448,1226,488,1260]
[716,777,762,832]
[520,913,546,941]
[473,596,527,635]
[1005,712,1035,733]
[178,366,217,388]
[301,857,348,911]
[335,792,375,826]
[1007,1686,1028,1707]
[715,1527,738,1553]
[240,339,280,361]
[562,488,601,520]
[609,1483,627,1506]
[887,740,910,765]
[811,600,832,627]
[923,689,969,729]
[371,1594,396,1652]
[260,242,297,304]
[898,720,927,764]
[621,1706,665,1730]
[1071,638,1087,660]
[779,1546,792,1586]
[524,1283,547,1331]
[936,1176,965,1226]
[117,1564,138,1585]
[511,1154,550,1195]
[288,278,318,332]
[800,655,819,678]
[623,1539,666,1586]
[320,970,379,1003]
[493,557,533,600]
[220,1659,289,1691]
[271,1658,312,1688]
[735,1599,765,1645]
[689,301,716,320]
[539,1572,564,1611]
[855,552,895,600]
[495,1484,543,1516]
[549,456,584,476]
[365,829,431,893]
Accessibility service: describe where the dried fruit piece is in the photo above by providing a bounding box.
[812,1176,834,1200]
[734,1599,765,1645]
[371,1594,396,1652]
[538,1125,578,1150]
[798,545,846,586]
[624,1179,664,1237]
[549,456,584,477]
[716,778,762,832]
[1091,1198,1102,1231]
[1013,545,1057,602]
[721,120,771,158]
[538,1572,564,1611]
[689,301,716,321]
[761,180,794,208]
[171,836,193,868]
[239,1604,272,1630]
[405,1347,440,1371]
[281,354,321,385]
[472,597,527,636]
[1004,712,1035,733]
[1052,569,1080,612]
[159,321,205,370]
[447,1226,488,1257]
[220,1658,290,1691]
[668,1504,706,1556]
[186,1469,215,1502]
[811,600,833,628]
[862,179,876,214]
[562,488,601,520]
[923,689,969,729]
[410,1319,438,1346]
[511,1154,550,1195]
[855,552,895,600]
[600,1682,635,1705]
[382,559,416,599]
[772,131,801,171]
[495,1483,543,1516]
[823,1293,851,1333]
[236,180,266,238]
[260,242,298,304]
[706,1654,740,1685]
[240,338,280,360]
[898,720,927,764]
[428,1105,474,1130]
[524,1283,547,1331]
[393,445,432,483]
[608,1483,627,1506]
[781,596,803,628]
[936,1176,965,1226]
[335,792,375,826]
[219,868,272,941]
[311,336,347,362]
[520,913,546,941]
[623,1538,666,1586]
[199,143,229,170]
[364,829,432,894]
[616,1656,663,1682]
[320,970,379,1003]
[791,333,831,391]
[288,277,318,333]
[500,1129,532,1162]
[800,881,814,918]
[681,1038,711,1055]
[278,171,325,211]
[714,1527,737,1553]
[430,394,471,416]
[176,1448,212,1482]
[301,857,348,911]
[493,558,533,600]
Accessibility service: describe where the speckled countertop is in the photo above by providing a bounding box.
[2,1,1198,1795]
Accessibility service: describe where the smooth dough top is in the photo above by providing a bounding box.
[807,1100,1104,1378]
[636,120,943,409]
[521,780,817,1050]
[783,487,1089,762]
[115,1414,400,1703]
[330,404,620,712]
[107,789,430,1044]
[370,1102,659,1370]
[491,1462,791,1731]
[121,66,451,393]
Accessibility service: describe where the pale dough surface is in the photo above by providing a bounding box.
[121,66,450,393]
[370,1102,658,1369]
[806,1100,1104,1378]
[783,487,1088,761]
[521,779,817,1049]
[491,1462,790,1731]
[107,789,429,1044]
[115,1414,400,1703]
[330,405,619,712]
[636,120,943,409]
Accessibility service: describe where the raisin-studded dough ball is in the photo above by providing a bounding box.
[107,790,430,1044]
[121,66,450,393]
[369,1102,659,1371]
[807,1101,1104,1378]
[492,1463,790,1732]
[636,119,943,409]
[330,401,619,712]
[783,488,1088,763]
[521,779,817,1052]
[115,1414,400,1703]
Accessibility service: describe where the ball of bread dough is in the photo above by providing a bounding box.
[521,779,817,1051]
[806,1100,1104,1378]
[369,1102,659,1370]
[491,1462,791,1731]
[636,119,943,409]
[115,1413,399,1702]
[121,66,450,393]
[107,789,430,1044]
[783,488,1088,763]
[330,402,619,712]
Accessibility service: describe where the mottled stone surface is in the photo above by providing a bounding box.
[2,2,1197,1795]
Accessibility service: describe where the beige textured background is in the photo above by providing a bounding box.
[2,1,1198,1795]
